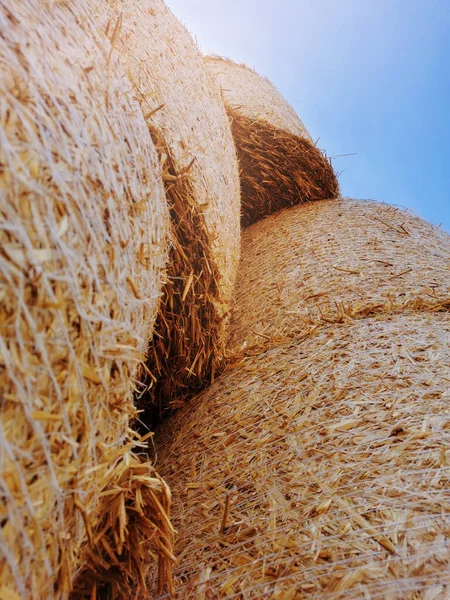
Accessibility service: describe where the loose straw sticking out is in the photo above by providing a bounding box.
[0,1,171,598]
[229,112,339,227]
[71,447,174,600]
[139,128,225,422]
[91,0,241,413]
[205,56,339,226]
[229,198,450,352]
[154,312,450,598]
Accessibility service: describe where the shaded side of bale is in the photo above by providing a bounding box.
[137,129,225,424]
[0,1,172,598]
[91,0,241,409]
[154,311,450,598]
[229,111,339,227]
[205,56,339,226]
[229,198,450,351]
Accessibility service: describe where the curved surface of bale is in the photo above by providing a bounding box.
[0,2,171,598]
[91,1,241,412]
[205,56,310,139]
[229,198,450,351]
[205,56,339,227]
[155,311,450,599]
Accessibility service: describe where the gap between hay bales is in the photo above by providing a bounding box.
[229,110,339,227]
[137,128,226,426]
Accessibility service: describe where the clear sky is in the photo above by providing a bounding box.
[166,0,450,231]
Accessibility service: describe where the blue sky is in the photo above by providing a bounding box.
[166,0,450,231]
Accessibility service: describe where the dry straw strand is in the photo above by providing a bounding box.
[0,1,172,597]
[90,0,241,416]
[205,56,339,226]
[70,442,174,599]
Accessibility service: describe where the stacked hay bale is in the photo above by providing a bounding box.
[157,311,450,598]
[90,2,241,419]
[154,198,450,598]
[205,57,339,226]
[229,199,450,350]
[0,1,172,598]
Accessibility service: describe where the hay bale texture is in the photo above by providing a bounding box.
[205,57,339,227]
[206,57,311,138]
[229,198,450,352]
[0,1,172,598]
[152,199,450,597]
[155,311,450,598]
[91,1,241,416]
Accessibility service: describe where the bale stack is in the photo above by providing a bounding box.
[0,1,172,598]
[90,1,241,418]
[3,0,449,596]
[205,57,339,226]
[153,199,450,598]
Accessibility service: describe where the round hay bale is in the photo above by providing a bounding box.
[205,57,310,139]
[155,311,450,598]
[205,56,339,227]
[90,2,241,416]
[229,198,450,352]
[0,2,171,598]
